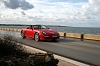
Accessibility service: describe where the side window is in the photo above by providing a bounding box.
[34,26,39,29]
[33,26,36,29]
[34,25,41,29]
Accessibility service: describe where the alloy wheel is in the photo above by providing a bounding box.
[35,33,39,41]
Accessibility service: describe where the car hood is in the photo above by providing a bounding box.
[39,29,57,33]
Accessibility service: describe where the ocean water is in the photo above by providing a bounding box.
[0,26,100,35]
[50,26,100,35]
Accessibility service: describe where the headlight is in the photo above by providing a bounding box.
[42,31,46,34]
[54,30,57,33]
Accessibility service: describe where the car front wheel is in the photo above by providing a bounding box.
[21,31,26,38]
[35,33,39,41]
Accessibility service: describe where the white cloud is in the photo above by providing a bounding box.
[81,0,100,22]
[89,0,100,6]
[0,0,34,10]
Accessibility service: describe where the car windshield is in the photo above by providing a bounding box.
[33,25,48,29]
[41,25,48,29]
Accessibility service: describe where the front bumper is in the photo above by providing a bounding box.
[40,33,60,40]
[44,35,59,39]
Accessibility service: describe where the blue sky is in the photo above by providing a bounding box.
[0,0,100,27]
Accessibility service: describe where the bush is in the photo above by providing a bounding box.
[0,34,59,66]
[0,34,28,57]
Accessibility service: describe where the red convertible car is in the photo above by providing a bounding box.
[21,25,60,41]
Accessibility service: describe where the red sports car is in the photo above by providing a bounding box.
[21,25,60,41]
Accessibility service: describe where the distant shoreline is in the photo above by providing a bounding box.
[0,24,68,27]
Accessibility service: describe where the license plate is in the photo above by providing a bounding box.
[52,36,57,37]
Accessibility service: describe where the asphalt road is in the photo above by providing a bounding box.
[0,30,100,66]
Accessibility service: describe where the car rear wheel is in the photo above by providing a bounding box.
[35,33,39,41]
[21,31,26,38]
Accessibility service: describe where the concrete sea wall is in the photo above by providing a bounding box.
[59,32,100,41]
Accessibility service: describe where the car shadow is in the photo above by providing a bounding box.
[22,37,80,43]
[38,40,59,43]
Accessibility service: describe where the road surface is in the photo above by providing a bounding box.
[0,30,100,66]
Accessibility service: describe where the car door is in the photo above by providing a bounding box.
[26,28,34,38]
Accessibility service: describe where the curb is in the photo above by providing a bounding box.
[22,44,90,66]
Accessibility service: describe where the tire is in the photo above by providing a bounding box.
[34,33,39,41]
[21,31,26,38]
